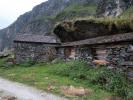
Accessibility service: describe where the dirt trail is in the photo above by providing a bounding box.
[0,77,66,100]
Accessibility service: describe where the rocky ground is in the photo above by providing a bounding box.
[0,90,17,100]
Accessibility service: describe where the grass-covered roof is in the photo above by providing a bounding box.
[54,17,133,42]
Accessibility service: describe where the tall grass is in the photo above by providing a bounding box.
[51,60,133,100]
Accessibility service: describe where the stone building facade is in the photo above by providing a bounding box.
[57,33,133,65]
[14,34,60,63]
[56,33,133,80]
[14,33,133,80]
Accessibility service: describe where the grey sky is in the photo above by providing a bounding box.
[0,0,47,29]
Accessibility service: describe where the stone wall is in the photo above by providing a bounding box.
[14,42,57,63]
[57,43,133,80]
[57,43,133,66]
[75,47,93,62]
[106,44,133,66]
[57,46,93,62]
[106,43,133,80]
[56,47,65,59]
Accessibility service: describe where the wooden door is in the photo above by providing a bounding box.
[64,47,75,59]
[65,48,72,58]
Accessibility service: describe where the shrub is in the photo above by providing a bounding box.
[52,60,90,80]
[52,60,133,99]
[90,68,128,97]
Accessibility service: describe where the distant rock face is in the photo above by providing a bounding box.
[97,0,133,17]
[0,0,98,50]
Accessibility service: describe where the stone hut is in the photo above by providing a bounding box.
[56,33,133,80]
[13,33,133,80]
[58,33,133,65]
[14,34,60,63]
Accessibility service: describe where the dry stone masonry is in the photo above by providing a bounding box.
[14,43,57,63]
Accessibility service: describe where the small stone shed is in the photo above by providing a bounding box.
[14,34,60,63]
[56,33,133,80]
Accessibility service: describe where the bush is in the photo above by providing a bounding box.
[90,68,128,97]
[52,60,90,80]
[52,60,133,99]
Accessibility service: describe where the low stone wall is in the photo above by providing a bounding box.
[57,43,133,80]
[57,43,133,66]
[14,42,57,63]
[106,43,133,80]
[106,44,133,66]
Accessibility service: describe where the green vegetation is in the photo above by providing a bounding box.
[55,4,97,21]
[0,58,111,100]
[30,4,97,25]
[55,16,133,35]
[51,60,133,100]
[121,6,133,17]
[0,58,133,99]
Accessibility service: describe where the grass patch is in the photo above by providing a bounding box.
[51,60,133,100]
[0,59,112,100]
[55,4,97,21]
[54,16,133,36]
[0,59,132,99]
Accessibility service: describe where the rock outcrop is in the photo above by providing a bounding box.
[97,0,133,17]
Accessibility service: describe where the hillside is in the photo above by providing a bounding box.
[0,0,133,51]
[0,0,99,50]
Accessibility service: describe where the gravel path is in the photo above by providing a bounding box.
[0,77,66,100]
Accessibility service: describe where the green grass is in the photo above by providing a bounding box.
[33,4,96,22]
[0,59,112,100]
[29,4,97,24]
[51,60,133,100]
[55,4,97,21]
[121,6,133,17]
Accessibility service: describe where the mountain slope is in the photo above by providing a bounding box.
[0,0,133,51]
[0,0,98,50]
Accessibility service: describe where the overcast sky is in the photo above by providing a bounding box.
[0,0,47,29]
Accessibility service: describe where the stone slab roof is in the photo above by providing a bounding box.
[62,32,133,46]
[14,34,61,44]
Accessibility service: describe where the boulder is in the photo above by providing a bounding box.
[60,86,92,96]
[92,60,109,65]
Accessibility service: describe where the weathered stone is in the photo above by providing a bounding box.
[60,86,92,96]
[14,42,57,63]
[92,60,109,65]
